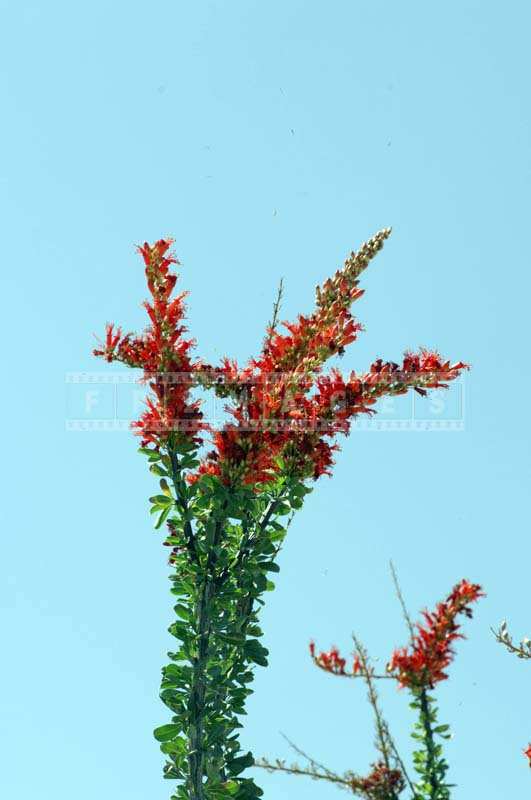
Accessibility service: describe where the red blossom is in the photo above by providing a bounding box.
[93,238,206,450]
[352,655,362,675]
[311,644,348,676]
[93,323,123,362]
[190,230,467,485]
[310,642,365,678]
[524,744,531,767]
[94,231,468,482]
[387,579,484,689]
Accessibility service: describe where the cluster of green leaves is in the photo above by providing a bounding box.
[141,440,312,800]
[410,689,452,800]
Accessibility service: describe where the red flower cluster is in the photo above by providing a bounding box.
[309,642,362,677]
[93,239,205,448]
[387,580,484,689]
[310,643,347,675]
[352,761,405,798]
[524,744,531,767]
[94,232,468,486]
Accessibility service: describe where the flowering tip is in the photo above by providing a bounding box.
[388,577,484,688]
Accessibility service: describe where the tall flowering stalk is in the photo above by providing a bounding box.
[259,577,483,799]
[93,232,467,800]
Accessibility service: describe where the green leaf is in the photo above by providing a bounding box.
[155,505,171,529]
[259,562,280,573]
[233,778,264,799]
[174,604,193,622]
[153,723,181,742]
[139,447,160,460]
[160,738,186,755]
[149,494,173,507]
[164,536,182,546]
[226,751,254,777]
[219,633,246,645]
[150,462,169,477]
[168,621,191,641]
[173,441,197,455]
[244,640,269,667]
[160,478,172,497]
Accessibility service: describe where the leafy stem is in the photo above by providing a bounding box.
[167,445,199,565]
[411,688,451,800]
[187,505,228,799]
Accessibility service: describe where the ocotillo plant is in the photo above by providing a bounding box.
[259,576,484,799]
[93,231,467,800]
[493,620,531,766]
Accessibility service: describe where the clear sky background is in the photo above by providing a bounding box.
[1,1,530,798]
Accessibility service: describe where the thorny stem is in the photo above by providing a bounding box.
[167,445,199,564]
[352,636,392,770]
[216,488,287,587]
[353,636,417,799]
[264,734,357,791]
[389,564,440,799]
[418,687,439,800]
[263,277,285,350]
[187,508,227,799]
[186,486,291,797]
[280,733,335,776]
[214,503,276,703]
[224,490,290,679]
[386,730,418,800]
[256,758,354,793]
[390,560,416,642]
[206,490,291,787]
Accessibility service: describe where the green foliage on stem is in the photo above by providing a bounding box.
[410,689,452,800]
[140,441,312,799]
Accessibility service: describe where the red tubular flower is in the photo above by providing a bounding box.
[311,645,348,676]
[310,642,365,678]
[93,323,123,362]
[387,579,484,689]
[93,239,207,450]
[524,744,531,766]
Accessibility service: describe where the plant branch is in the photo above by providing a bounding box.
[263,278,284,350]
[167,445,199,565]
[255,756,356,793]
[493,620,531,659]
[352,636,416,799]
[419,688,439,799]
[187,507,228,799]
[390,561,416,642]
[256,734,362,794]
[352,636,393,769]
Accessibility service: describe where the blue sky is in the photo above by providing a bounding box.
[1,1,530,798]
